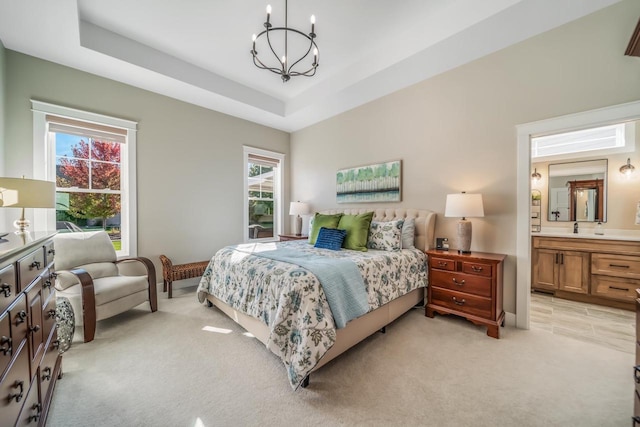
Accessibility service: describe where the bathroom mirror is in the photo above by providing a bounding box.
[547,159,607,222]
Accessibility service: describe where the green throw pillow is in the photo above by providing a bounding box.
[309,213,343,244]
[338,212,374,251]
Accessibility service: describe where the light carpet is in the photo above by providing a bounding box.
[47,283,634,427]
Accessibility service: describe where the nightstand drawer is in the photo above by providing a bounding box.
[462,261,493,277]
[429,257,455,272]
[430,287,492,319]
[431,270,491,298]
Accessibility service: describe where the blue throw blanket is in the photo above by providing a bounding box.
[250,248,369,328]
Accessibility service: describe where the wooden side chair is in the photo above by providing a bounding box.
[159,255,209,299]
[53,230,157,342]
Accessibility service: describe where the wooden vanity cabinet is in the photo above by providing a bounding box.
[532,236,640,310]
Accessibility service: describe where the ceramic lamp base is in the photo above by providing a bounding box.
[295,215,303,236]
[456,219,472,254]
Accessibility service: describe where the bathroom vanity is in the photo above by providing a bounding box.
[532,233,640,310]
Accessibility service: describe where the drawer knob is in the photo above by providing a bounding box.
[48,248,56,256]
[42,367,52,381]
[50,272,58,279]
[635,365,640,384]
[452,296,466,306]
[437,261,448,267]
[29,324,41,333]
[29,260,41,270]
[452,278,465,286]
[0,283,10,298]
[44,279,52,289]
[52,339,60,350]
[15,310,27,325]
[0,336,11,355]
[9,380,24,403]
[47,309,56,318]
[471,266,483,272]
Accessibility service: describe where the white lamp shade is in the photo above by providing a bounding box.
[0,177,56,208]
[289,201,310,216]
[444,193,484,218]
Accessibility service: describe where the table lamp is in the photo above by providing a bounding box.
[0,176,56,233]
[444,192,484,254]
[289,201,310,236]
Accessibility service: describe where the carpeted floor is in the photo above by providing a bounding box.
[47,283,634,427]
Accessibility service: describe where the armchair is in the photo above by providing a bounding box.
[53,231,157,342]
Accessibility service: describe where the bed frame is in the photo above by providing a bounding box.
[204,208,436,387]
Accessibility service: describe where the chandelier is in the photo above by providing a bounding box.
[251,1,319,82]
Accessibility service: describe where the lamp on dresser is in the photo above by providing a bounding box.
[0,176,56,233]
[289,201,310,236]
[444,192,484,254]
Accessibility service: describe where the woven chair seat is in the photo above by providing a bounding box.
[160,255,209,299]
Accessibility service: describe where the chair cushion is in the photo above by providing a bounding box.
[53,231,117,271]
[55,262,120,290]
[59,275,149,306]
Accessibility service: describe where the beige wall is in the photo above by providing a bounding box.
[291,0,640,315]
[4,51,290,274]
[532,122,640,232]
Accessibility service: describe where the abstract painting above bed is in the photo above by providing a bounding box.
[197,240,427,389]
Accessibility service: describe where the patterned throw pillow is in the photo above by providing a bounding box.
[314,227,347,251]
[367,220,404,251]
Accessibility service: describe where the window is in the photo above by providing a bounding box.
[243,146,284,242]
[531,123,627,160]
[32,101,137,257]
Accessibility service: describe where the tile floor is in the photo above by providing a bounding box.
[530,291,636,354]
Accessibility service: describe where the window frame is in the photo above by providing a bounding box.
[31,100,138,257]
[243,146,285,243]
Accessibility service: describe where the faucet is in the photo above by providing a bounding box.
[573,222,578,234]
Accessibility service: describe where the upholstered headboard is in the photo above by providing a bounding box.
[319,208,437,252]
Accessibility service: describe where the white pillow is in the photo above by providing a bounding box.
[401,217,415,249]
[368,220,404,251]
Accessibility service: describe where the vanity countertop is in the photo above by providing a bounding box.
[532,228,640,242]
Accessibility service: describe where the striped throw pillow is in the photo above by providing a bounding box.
[314,227,347,251]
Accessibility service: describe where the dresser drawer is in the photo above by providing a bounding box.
[15,377,39,427]
[17,248,45,292]
[40,328,59,403]
[0,265,16,314]
[9,294,28,346]
[431,270,491,298]
[592,253,640,279]
[44,240,56,267]
[430,287,492,319]
[592,275,639,302]
[429,257,455,272]
[0,340,30,427]
[0,311,11,378]
[461,261,493,277]
[42,293,57,343]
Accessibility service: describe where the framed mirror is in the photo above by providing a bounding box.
[547,159,607,222]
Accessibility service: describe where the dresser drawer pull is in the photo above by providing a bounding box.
[15,310,27,325]
[29,260,41,270]
[609,286,629,292]
[0,283,11,298]
[437,261,448,267]
[29,324,41,333]
[0,336,11,355]
[635,365,640,384]
[609,264,630,269]
[9,380,24,403]
[50,272,58,280]
[633,416,640,426]
[47,309,56,319]
[452,297,466,306]
[44,279,52,289]
[471,266,483,272]
[48,248,55,256]
[452,278,465,286]
[28,403,42,423]
[42,367,52,381]
[52,339,60,350]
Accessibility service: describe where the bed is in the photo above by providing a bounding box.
[197,208,436,389]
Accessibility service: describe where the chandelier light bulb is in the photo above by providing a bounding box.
[282,55,286,65]
[310,15,315,24]
[266,4,272,14]
[313,47,318,57]
[252,34,257,42]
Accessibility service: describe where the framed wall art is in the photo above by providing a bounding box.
[336,160,401,203]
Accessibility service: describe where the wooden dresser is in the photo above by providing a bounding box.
[635,288,640,425]
[0,231,61,426]
[425,249,506,339]
[532,236,640,310]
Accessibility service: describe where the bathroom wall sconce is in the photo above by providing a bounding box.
[620,158,635,177]
[531,168,542,185]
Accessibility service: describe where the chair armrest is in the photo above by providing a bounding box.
[69,268,97,343]
[116,257,157,312]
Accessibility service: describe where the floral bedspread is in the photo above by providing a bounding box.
[196,240,427,389]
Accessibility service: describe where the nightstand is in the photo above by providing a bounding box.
[425,249,506,339]
[278,234,308,241]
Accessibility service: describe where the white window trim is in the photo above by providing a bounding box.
[31,100,138,257]
[516,99,640,331]
[243,146,285,243]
